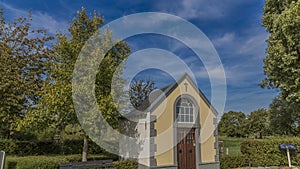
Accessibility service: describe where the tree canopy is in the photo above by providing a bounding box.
[244,109,270,138]
[21,7,130,161]
[218,111,246,137]
[129,79,156,111]
[269,96,300,136]
[261,0,300,103]
[0,10,53,138]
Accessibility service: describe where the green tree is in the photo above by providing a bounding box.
[261,0,300,102]
[0,9,53,138]
[129,79,156,111]
[244,109,270,138]
[269,96,300,136]
[218,111,246,137]
[25,8,130,161]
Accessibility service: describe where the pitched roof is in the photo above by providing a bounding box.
[123,73,218,118]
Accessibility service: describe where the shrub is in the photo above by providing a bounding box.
[35,141,61,155]
[5,154,118,169]
[220,155,248,169]
[113,160,138,169]
[61,139,83,154]
[0,139,105,155]
[240,138,300,167]
[0,140,38,156]
[5,156,65,169]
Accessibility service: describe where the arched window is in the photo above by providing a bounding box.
[176,98,194,123]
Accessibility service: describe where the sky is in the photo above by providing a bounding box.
[0,0,279,115]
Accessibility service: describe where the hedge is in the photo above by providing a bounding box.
[113,160,138,169]
[220,155,248,169]
[240,138,300,167]
[0,139,105,156]
[5,154,119,169]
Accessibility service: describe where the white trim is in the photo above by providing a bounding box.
[176,98,196,123]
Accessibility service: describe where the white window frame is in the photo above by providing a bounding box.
[176,98,195,123]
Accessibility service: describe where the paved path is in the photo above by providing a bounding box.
[246,167,299,169]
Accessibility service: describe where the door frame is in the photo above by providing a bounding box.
[176,128,197,169]
[173,94,200,169]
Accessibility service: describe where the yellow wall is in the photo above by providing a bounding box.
[152,78,217,166]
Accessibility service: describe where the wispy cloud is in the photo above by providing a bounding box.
[212,33,236,48]
[237,31,269,59]
[0,2,68,34]
[224,89,278,113]
[212,29,269,59]
[210,27,269,86]
[209,27,274,113]
[156,0,251,20]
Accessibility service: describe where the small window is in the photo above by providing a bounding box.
[176,98,194,123]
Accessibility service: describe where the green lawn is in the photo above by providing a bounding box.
[219,137,251,156]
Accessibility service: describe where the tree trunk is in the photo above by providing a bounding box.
[82,137,88,162]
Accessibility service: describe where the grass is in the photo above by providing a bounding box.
[219,137,251,155]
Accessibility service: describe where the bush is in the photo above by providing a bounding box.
[5,154,118,169]
[220,155,248,169]
[240,138,300,167]
[0,139,105,155]
[0,140,38,156]
[113,160,138,169]
[5,156,62,169]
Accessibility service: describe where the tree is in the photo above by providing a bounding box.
[129,79,156,111]
[269,96,300,136]
[218,111,246,137]
[0,9,53,138]
[244,109,270,138]
[261,0,300,103]
[25,8,130,161]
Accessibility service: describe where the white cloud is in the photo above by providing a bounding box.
[179,0,224,19]
[122,48,196,81]
[0,2,68,34]
[212,33,236,47]
[193,65,228,81]
[224,89,278,114]
[212,29,269,59]
[156,0,249,20]
[237,32,269,58]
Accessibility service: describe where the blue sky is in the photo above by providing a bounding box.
[0,0,279,114]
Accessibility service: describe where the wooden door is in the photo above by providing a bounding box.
[177,128,196,169]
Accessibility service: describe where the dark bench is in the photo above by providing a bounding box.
[60,159,115,169]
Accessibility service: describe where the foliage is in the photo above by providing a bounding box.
[5,154,117,169]
[261,0,300,103]
[220,137,300,168]
[240,138,300,166]
[113,160,138,169]
[25,7,130,129]
[129,79,156,111]
[269,96,300,136]
[219,137,251,156]
[218,99,299,138]
[24,7,105,132]
[220,155,248,169]
[244,109,271,138]
[218,111,246,137]
[22,7,130,161]
[0,139,106,156]
[0,9,53,138]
